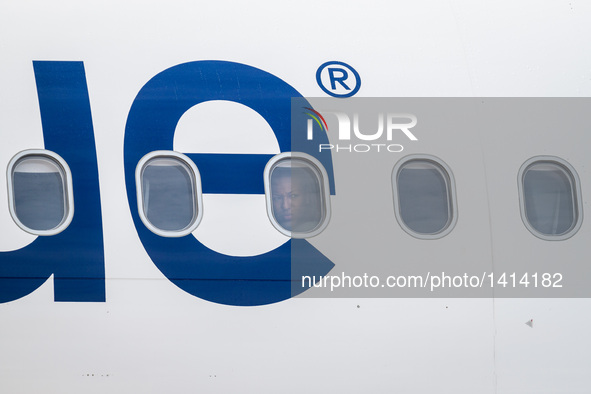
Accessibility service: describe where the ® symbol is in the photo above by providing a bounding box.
[316,61,361,98]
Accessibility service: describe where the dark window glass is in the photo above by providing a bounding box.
[396,160,452,235]
[12,157,67,231]
[141,158,196,232]
[523,162,577,236]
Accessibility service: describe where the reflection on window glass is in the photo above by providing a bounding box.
[395,159,454,236]
[12,156,67,232]
[522,162,577,236]
[141,158,196,232]
[270,160,324,234]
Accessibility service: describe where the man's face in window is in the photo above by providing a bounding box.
[272,172,303,231]
[271,168,320,232]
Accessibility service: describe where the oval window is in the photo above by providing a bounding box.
[7,150,74,235]
[264,153,331,238]
[518,157,582,240]
[136,151,203,237]
[392,155,457,239]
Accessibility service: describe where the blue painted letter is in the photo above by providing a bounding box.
[0,61,105,303]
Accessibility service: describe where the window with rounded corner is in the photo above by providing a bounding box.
[7,150,74,236]
[264,153,331,238]
[392,155,457,239]
[518,156,582,241]
[136,151,203,237]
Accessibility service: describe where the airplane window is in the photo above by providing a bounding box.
[264,153,330,238]
[518,157,582,240]
[392,155,457,239]
[8,150,74,235]
[136,152,203,237]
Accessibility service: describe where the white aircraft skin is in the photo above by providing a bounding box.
[1,1,590,393]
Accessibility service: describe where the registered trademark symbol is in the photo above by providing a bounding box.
[316,61,361,98]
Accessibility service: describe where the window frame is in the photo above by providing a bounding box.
[391,154,458,240]
[517,156,583,241]
[7,149,74,236]
[135,151,203,238]
[263,152,331,239]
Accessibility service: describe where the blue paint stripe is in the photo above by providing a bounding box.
[186,153,274,194]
